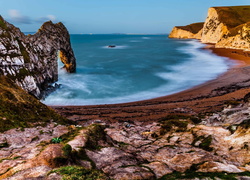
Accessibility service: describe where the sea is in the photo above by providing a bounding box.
[43,34,232,106]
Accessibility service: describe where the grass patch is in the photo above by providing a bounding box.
[59,126,83,144]
[192,135,213,152]
[0,16,8,30]
[238,119,250,129]
[85,124,106,150]
[16,39,30,63]
[159,115,193,135]
[0,76,72,132]
[176,22,204,34]
[49,166,108,180]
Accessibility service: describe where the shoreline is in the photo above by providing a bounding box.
[52,45,250,123]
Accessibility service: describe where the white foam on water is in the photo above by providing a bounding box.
[44,39,231,106]
[142,37,150,39]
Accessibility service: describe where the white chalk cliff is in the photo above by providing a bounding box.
[169,6,250,51]
[0,16,76,99]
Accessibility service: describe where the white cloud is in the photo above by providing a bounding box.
[47,15,56,21]
[8,9,58,25]
[8,9,31,24]
[36,15,57,23]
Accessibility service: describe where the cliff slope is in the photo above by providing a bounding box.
[168,22,204,39]
[0,75,70,132]
[169,6,250,51]
[0,16,76,99]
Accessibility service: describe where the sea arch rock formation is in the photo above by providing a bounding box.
[0,16,76,99]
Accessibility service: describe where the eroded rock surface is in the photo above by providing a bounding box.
[169,6,250,51]
[1,100,250,179]
[0,16,76,98]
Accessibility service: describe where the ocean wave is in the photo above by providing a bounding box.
[44,37,231,106]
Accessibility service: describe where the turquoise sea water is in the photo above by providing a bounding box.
[44,34,231,105]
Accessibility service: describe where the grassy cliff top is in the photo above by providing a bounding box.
[213,6,250,29]
[0,76,71,132]
[175,22,204,34]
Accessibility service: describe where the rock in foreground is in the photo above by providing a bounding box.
[1,98,250,179]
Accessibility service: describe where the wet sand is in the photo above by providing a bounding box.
[52,45,250,123]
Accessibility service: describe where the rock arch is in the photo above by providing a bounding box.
[0,17,76,99]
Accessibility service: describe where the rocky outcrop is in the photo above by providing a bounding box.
[1,100,250,179]
[0,16,76,99]
[168,22,204,39]
[169,6,250,51]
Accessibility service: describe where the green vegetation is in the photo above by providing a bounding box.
[51,137,62,144]
[177,22,204,34]
[158,171,250,180]
[160,119,188,135]
[192,135,213,152]
[215,6,250,29]
[16,39,30,63]
[49,166,108,180]
[62,144,72,157]
[0,76,72,132]
[0,141,8,148]
[85,124,106,150]
[7,68,32,82]
[238,119,250,129]
[0,16,8,30]
[158,115,201,135]
[59,126,83,143]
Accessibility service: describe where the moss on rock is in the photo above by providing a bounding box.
[49,166,108,180]
[0,76,71,132]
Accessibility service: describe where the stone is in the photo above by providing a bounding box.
[198,161,243,173]
[143,162,172,178]
[0,16,76,99]
[113,166,154,180]
[67,129,88,151]
[6,166,52,180]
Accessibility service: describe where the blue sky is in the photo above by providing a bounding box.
[0,0,249,34]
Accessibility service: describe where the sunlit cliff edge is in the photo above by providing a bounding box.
[169,6,250,51]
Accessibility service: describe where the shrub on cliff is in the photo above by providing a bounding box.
[0,76,72,132]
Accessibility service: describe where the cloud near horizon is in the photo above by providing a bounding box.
[36,15,57,23]
[8,9,31,24]
[8,9,57,25]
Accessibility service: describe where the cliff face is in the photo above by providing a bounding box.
[0,16,76,99]
[168,22,204,39]
[169,6,250,51]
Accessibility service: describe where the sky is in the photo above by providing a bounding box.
[0,0,249,34]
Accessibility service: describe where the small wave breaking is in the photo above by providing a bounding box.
[44,35,230,106]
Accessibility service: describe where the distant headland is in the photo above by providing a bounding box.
[169,6,250,51]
